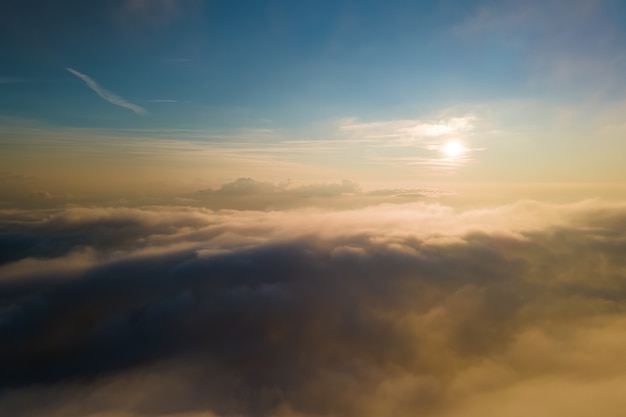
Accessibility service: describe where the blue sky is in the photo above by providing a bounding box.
[2,0,626,191]
[3,0,623,128]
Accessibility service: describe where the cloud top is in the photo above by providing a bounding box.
[2,200,626,416]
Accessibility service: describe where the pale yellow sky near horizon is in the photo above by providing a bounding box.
[3,96,626,208]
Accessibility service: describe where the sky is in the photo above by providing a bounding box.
[3,1,626,416]
[2,0,626,202]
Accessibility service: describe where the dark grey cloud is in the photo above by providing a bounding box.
[2,201,626,416]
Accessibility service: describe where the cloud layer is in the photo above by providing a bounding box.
[2,200,626,416]
[191,178,453,210]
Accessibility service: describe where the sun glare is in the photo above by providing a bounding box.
[442,141,464,158]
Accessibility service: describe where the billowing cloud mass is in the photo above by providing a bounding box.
[2,199,626,416]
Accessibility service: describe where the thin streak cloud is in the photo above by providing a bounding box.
[66,68,147,115]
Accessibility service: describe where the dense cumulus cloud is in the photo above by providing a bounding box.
[2,200,626,416]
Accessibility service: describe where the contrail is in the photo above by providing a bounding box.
[66,68,147,115]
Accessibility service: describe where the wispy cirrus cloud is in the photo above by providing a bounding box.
[66,68,147,115]
[338,115,476,145]
[335,115,481,171]
[146,99,178,103]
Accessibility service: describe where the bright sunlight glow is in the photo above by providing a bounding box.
[442,141,464,158]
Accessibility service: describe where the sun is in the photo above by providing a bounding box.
[442,141,464,158]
